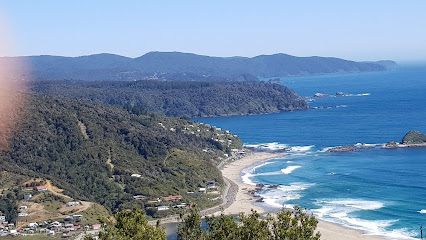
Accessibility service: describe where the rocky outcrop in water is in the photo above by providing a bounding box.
[383,130,426,149]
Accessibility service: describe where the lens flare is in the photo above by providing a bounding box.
[0,12,29,150]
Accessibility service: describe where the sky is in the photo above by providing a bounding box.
[0,0,425,63]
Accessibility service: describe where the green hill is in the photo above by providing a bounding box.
[30,80,308,117]
[0,94,242,216]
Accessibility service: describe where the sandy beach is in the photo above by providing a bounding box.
[220,151,387,240]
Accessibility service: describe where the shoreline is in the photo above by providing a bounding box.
[219,151,387,240]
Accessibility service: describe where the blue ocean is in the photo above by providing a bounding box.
[196,66,426,239]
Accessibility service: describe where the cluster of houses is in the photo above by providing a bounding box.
[0,217,101,238]
[134,180,219,213]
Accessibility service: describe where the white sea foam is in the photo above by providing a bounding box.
[286,160,293,163]
[345,93,371,97]
[289,145,315,152]
[312,199,417,239]
[281,166,302,174]
[244,142,288,151]
[258,183,314,209]
[241,172,256,185]
[251,161,275,172]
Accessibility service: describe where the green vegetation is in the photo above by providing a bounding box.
[90,208,166,240]
[30,80,307,117]
[34,193,66,212]
[178,207,320,240]
[401,130,426,144]
[0,94,241,218]
[0,189,20,223]
[86,207,320,240]
[78,204,111,225]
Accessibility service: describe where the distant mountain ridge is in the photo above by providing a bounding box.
[1,52,397,82]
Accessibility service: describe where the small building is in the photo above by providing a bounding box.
[18,213,29,217]
[64,216,74,221]
[28,222,38,229]
[199,188,206,193]
[72,214,83,219]
[133,195,146,200]
[92,224,101,230]
[66,202,80,207]
[36,185,48,192]
[162,195,182,201]
[0,216,5,222]
[23,194,32,200]
[131,174,142,178]
[157,206,169,211]
[19,206,28,210]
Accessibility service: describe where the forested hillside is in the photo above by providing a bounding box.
[30,80,308,117]
[0,94,242,214]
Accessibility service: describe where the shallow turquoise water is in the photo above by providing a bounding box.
[196,66,426,239]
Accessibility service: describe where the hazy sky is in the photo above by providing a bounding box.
[1,1,425,62]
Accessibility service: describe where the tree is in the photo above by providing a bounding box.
[271,206,320,240]
[89,208,166,240]
[178,208,205,240]
[178,206,321,240]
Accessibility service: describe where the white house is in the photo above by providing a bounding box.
[131,174,142,178]
[157,206,169,211]
[199,188,206,193]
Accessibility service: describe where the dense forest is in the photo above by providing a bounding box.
[30,80,308,117]
[0,94,242,217]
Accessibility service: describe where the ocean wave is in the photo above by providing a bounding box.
[258,183,314,209]
[289,145,315,152]
[244,142,288,151]
[344,93,371,97]
[281,166,302,174]
[241,172,256,185]
[251,161,275,172]
[312,199,417,239]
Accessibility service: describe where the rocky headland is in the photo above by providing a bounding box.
[383,130,426,149]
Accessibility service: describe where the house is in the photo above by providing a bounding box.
[157,206,169,211]
[19,206,28,210]
[132,195,146,200]
[162,195,182,201]
[199,188,206,193]
[23,194,32,200]
[72,214,83,219]
[0,216,5,222]
[18,213,29,217]
[92,224,101,230]
[36,185,48,191]
[131,174,142,178]
[66,202,80,207]
[28,222,38,229]
[175,203,187,208]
